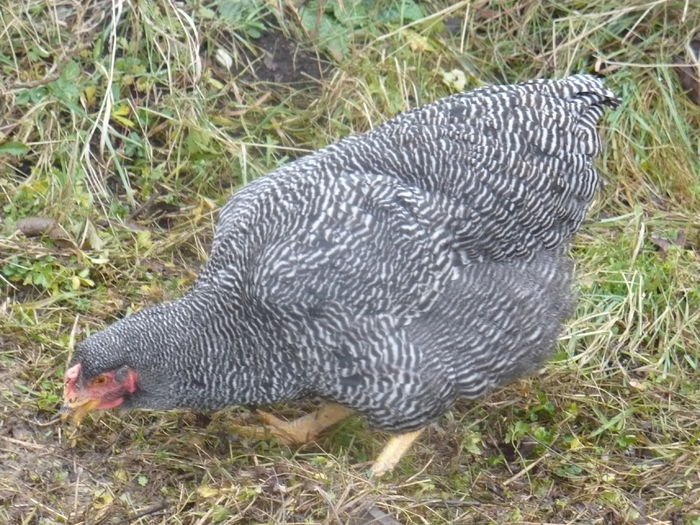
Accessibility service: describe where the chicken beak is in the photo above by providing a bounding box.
[61,398,101,426]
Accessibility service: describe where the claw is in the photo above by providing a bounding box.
[254,410,308,444]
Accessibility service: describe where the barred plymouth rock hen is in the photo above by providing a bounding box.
[63,75,617,475]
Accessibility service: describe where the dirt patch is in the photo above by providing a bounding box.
[248,30,328,84]
[223,28,330,86]
[1,401,183,523]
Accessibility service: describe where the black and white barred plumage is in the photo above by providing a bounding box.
[73,75,617,430]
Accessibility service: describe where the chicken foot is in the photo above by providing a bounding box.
[369,428,425,477]
[234,403,353,445]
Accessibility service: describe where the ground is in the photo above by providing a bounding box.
[1,1,699,524]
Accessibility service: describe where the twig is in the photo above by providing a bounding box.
[126,502,169,524]
[503,454,548,486]
[419,498,480,508]
[0,435,48,450]
[25,416,62,427]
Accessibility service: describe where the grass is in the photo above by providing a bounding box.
[1,0,699,523]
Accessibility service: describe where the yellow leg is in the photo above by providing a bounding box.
[370,428,425,477]
[236,403,354,445]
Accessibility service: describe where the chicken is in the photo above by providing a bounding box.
[63,74,618,476]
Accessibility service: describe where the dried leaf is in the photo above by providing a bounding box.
[351,504,402,525]
[650,232,687,254]
[113,468,128,483]
[16,216,77,249]
[197,485,220,498]
[442,69,467,92]
[215,47,233,70]
[17,217,57,237]
[112,104,135,127]
[83,85,97,106]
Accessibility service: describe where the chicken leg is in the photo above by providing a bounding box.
[233,405,424,477]
[234,403,354,445]
[369,428,425,477]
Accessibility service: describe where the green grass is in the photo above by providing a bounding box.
[2,0,700,523]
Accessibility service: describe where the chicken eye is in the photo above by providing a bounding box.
[91,375,108,386]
